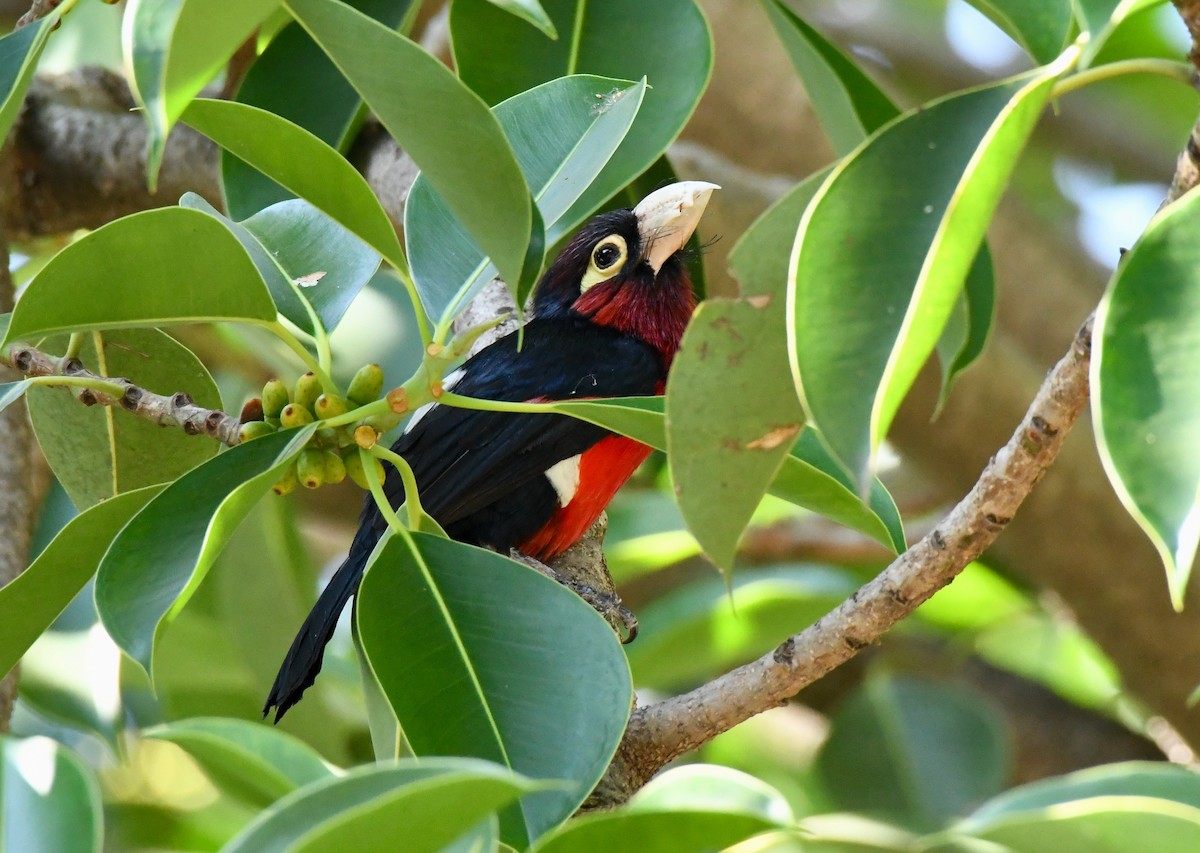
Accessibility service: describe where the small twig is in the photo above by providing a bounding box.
[15,0,62,29]
[4,344,242,446]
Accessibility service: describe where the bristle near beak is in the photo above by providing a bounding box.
[634,181,720,274]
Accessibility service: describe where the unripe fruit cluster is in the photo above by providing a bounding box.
[238,365,388,495]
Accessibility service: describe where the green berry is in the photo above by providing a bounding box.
[261,379,290,418]
[314,394,349,420]
[238,420,277,443]
[297,449,326,489]
[272,464,299,496]
[346,363,384,405]
[322,450,347,485]
[294,372,321,410]
[280,403,315,429]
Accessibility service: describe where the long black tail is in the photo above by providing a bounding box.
[263,539,370,722]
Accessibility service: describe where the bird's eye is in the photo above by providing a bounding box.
[581,235,628,292]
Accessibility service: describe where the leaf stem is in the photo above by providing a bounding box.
[264,320,338,393]
[1052,58,1196,99]
[439,391,556,415]
[28,375,126,397]
[387,257,432,344]
[362,446,414,542]
[370,443,425,529]
[62,333,84,361]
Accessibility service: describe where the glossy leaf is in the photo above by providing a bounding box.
[123,0,281,183]
[934,247,996,409]
[450,0,712,240]
[790,55,1075,486]
[964,0,1074,64]
[0,380,30,415]
[0,487,159,681]
[95,426,316,679]
[1077,0,1166,65]
[224,760,529,853]
[1093,191,1200,606]
[667,298,804,571]
[761,0,898,155]
[631,764,795,825]
[816,674,1008,828]
[627,566,858,690]
[27,328,222,510]
[224,0,417,218]
[406,75,644,334]
[0,10,63,146]
[486,0,556,37]
[287,0,536,294]
[357,532,632,845]
[5,208,276,344]
[145,718,334,808]
[182,194,380,335]
[0,736,102,853]
[182,98,406,271]
[530,809,777,853]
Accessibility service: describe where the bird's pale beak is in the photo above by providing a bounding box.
[634,181,720,274]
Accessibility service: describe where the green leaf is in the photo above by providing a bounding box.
[5,208,277,344]
[181,98,406,272]
[0,10,63,146]
[760,0,898,155]
[0,380,30,415]
[181,194,380,335]
[356,532,632,845]
[790,55,1076,486]
[815,674,1008,829]
[123,0,282,184]
[145,718,334,808]
[667,298,804,571]
[27,328,222,510]
[934,247,996,408]
[406,75,644,334]
[0,735,102,853]
[0,487,160,681]
[450,0,712,240]
[485,0,557,37]
[286,0,535,293]
[626,566,858,690]
[964,0,1074,65]
[1093,191,1200,607]
[1076,0,1166,66]
[529,809,777,853]
[631,764,795,825]
[95,425,316,679]
[224,0,417,218]
[224,759,531,853]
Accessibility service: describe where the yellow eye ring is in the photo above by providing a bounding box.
[581,235,628,292]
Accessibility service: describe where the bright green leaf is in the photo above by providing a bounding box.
[0,487,160,681]
[1093,190,1200,606]
[667,298,804,571]
[934,247,996,409]
[485,0,557,37]
[0,736,102,853]
[95,426,316,679]
[5,208,277,344]
[357,532,632,845]
[406,75,644,334]
[450,0,712,240]
[0,10,63,147]
[181,98,406,272]
[964,0,1074,64]
[27,329,222,510]
[286,0,535,293]
[1077,0,1167,65]
[631,764,795,825]
[530,809,777,853]
[790,54,1076,486]
[123,0,282,183]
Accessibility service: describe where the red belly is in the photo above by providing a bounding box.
[517,435,653,561]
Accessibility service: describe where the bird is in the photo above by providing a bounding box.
[264,181,718,721]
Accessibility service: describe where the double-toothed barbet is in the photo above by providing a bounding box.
[265,181,718,721]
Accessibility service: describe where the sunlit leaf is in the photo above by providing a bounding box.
[631,764,795,825]
[0,10,63,145]
[1076,0,1167,65]
[0,735,102,853]
[529,809,777,852]
[964,0,1074,64]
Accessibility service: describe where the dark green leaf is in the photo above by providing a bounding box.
[450,0,712,239]
[0,11,62,146]
[4,208,277,344]
[485,0,557,37]
[357,532,632,845]
[730,169,828,300]
[964,0,1074,64]
[95,426,316,678]
[287,0,535,292]
[27,328,222,509]
[0,735,102,853]
[934,247,996,408]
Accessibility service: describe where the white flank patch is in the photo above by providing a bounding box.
[544,455,582,506]
[403,369,466,434]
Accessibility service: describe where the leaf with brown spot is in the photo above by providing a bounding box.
[745,425,801,450]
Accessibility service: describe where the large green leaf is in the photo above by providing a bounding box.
[0,736,102,853]
[95,426,316,679]
[760,0,899,156]
[667,298,804,571]
[631,764,795,824]
[1093,190,1200,607]
[181,194,380,335]
[181,98,406,272]
[0,380,30,415]
[790,55,1075,486]
[450,0,712,241]
[223,759,530,853]
[0,10,63,146]
[529,809,777,853]
[4,208,277,344]
[123,0,282,183]
[145,718,334,808]
[286,0,536,294]
[27,328,222,510]
[406,74,644,335]
[0,487,159,681]
[964,0,1074,64]
[815,674,1008,829]
[224,0,417,218]
[356,532,632,846]
[1076,0,1166,65]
